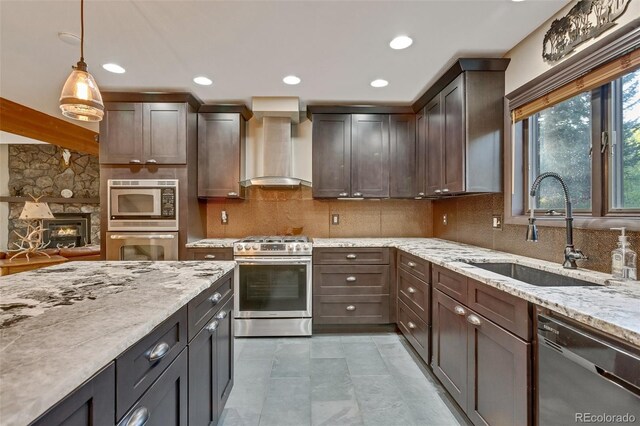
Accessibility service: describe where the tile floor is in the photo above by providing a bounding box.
[219,333,469,426]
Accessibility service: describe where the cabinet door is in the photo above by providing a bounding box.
[215,297,234,418]
[99,102,143,165]
[432,289,468,409]
[415,108,427,198]
[32,363,115,426]
[425,96,443,196]
[118,350,188,426]
[351,114,390,198]
[188,314,219,426]
[143,103,187,164]
[198,113,244,198]
[312,114,352,198]
[442,74,466,193]
[389,114,417,198]
[467,311,530,426]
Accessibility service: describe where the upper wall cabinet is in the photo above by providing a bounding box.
[351,114,390,198]
[389,114,417,198]
[100,94,199,165]
[311,114,352,198]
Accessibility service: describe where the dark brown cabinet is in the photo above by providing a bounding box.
[186,247,234,261]
[32,364,115,426]
[100,102,187,165]
[389,114,417,198]
[415,109,427,198]
[198,113,246,198]
[424,96,443,196]
[312,114,352,198]
[351,114,390,198]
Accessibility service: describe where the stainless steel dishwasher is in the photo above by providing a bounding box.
[537,313,640,425]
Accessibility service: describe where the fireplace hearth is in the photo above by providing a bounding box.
[42,213,91,248]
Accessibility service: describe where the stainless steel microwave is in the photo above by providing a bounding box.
[107,179,178,231]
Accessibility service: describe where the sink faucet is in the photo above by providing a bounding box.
[527,172,587,269]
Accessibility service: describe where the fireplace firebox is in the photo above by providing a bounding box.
[42,213,91,248]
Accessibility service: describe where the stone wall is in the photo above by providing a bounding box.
[6,144,100,250]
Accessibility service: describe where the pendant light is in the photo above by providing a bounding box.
[59,0,104,122]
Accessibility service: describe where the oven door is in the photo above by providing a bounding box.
[106,232,179,261]
[234,257,312,319]
[110,188,162,218]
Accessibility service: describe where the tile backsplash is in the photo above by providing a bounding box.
[206,187,433,238]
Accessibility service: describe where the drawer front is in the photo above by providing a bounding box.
[313,295,390,324]
[118,349,188,426]
[467,278,531,341]
[397,299,429,363]
[187,248,233,261]
[116,307,187,419]
[187,271,234,341]
[397,268,430,324]
[432,266,467,304]
[398,251,430,282]
[313,265,390,295]
[313,248,390,265]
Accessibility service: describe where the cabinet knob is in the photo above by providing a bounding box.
[434,189,442,194]
[346,276,357,282]
[146,159,157,164]
[353,192,363,197]
[467,314,482,326]
[407,321,417,330]
[227,192,238,197]
[346,254,357,259]
[442,188,450,193]
[407,261,416,268]
[129,159,141,164]
[454,305,466,316]
[207,320,220,332]
[216,310,228,320]
[339,192,348,197]
[209,292,223,304]
[146,341,170,363]
[346,305,356,311]
[125,406,150,426]
[407,286,416,294]
[204,254,216,259]
[417,192,425,197]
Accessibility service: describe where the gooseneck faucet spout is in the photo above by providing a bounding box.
[527,172,587,269]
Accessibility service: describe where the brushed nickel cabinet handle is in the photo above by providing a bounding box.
[442,188,450,193]
[146,342,170,362]
[227,192,238,197]
[417,192,425,197]
[204,254,216,259]
[346,305,356,311]
[125,406,149,426]
[467,314,482,326]
[346,276,357,282]
[454,306,466,316]
[146,159,157,164]
[346,254,357,259]
[407,321,417,329]
[407,286,416,294]
[353,192,363,197]
[216,310,228,320]
[209,292,222,304]
[207,320,220,332]
[407,261,416,268]
[339,192,348,197]
[129,159,141,164]
[434,189,442,194]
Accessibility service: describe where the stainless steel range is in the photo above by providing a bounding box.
[234,236,312,337]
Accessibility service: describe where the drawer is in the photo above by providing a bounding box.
[397,268,430,324]
[397,299,429,363]
[313,265,390,295]
[187,248,233,261]
[467,278,531,341]
[313,248,390,265]
[398,251,430,282]
[187,271,234,341]
[116,306,187,419]
[313,295,390,324]
[118,348,188,426]
[432,266,467,305]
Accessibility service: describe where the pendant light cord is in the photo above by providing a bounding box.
[80,0,84,62]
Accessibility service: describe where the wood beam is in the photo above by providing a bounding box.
[0,98,99,156]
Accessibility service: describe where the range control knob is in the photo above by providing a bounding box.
[252,244,260,250]
[294,244,301,251]
[236,244,244,251]
[287,245,293,251]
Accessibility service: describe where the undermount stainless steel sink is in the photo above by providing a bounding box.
[468,262,600,287]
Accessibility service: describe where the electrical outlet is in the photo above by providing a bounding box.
[492,215,502,230]
[221,210,228,225]
[442,214,448,225]
[331,214,340,225]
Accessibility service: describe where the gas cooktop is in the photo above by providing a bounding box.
[234,235,312,256]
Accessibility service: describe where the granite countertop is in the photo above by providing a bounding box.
[186,238,238,248]
[0,260,236,426]
[313,238,640,347]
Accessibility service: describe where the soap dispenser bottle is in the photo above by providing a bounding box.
[611,227,637,280]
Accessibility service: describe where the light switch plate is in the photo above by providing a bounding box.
[331,214,340,225]
[492,215,502,230]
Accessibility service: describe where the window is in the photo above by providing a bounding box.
[610,68,640,211]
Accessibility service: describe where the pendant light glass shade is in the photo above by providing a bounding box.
[60,61,104,122]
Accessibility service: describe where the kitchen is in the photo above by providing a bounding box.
[0,1,639,425]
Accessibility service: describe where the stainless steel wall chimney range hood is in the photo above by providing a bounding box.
[242,97,311,187]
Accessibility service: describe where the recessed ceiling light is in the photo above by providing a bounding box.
[511,0,525,2]
[102,63,126,74]
[370,79,389,88]
[283,75,301,85]
[58,32,80,46]
[193,76,213,86]
[389,36,413,50]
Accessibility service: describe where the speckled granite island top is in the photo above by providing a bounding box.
[185,238,238,248]
[314,238,640,347]
[0,260,236,426]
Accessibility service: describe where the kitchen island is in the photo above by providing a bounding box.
[0,260,236,426]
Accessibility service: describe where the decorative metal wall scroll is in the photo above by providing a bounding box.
[543,0,633,62]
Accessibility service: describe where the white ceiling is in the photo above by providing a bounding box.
[0,0,568,132]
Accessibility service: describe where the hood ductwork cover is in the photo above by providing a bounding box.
[243,97,311,187]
